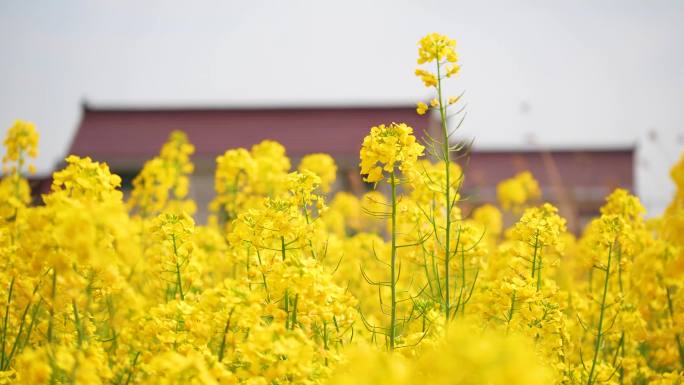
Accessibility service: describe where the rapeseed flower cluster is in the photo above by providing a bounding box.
[0,32,683,385]
[359,123,424,184]
[128,130,196,217]
[497,170,542,212]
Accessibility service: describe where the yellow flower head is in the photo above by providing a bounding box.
[415,69,438,88]
[417,33,458,65]
[252,140,291,172]
[513,203,567,252]
[497,171,541,212]
[472,204,503,237]
[160,130,195,174]
[600,188,645,221]
[359,123,425,183]
[159,130,195,198]
[152,211,195,246]
[298,153,337,193]
[214,147,256,196]
[287,169,324,211]
[128,130,196,216]
[415,33,460,88]
[2,119,39,174]
[251,140,291,196]
[590,188,645,256]
[50,155,123,203]
[209,147,257,221]
[416,102,429,116]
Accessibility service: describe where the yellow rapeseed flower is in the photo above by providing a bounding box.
[2,119,39,174]
[496,171,541,212]
[298,153,338,193]
[359,123,424,183]
[416,102,428,115]
[415,33,460,89]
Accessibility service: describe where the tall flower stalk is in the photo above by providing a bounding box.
[415,33,466,320]
[359,123,424,350]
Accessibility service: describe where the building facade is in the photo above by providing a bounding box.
[66,104,634,231]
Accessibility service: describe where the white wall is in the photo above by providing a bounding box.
[0,0,682,215]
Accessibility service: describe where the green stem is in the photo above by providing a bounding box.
[436,56,453,323]
[72,299,83,347]
[666,285,684,369]
[536,251,542,292]
[255,249,270,301]
[291,294,299,328]
[530,231,542,291]
[123,352,140,385]
[587,242,613,385]
[389,171,398,351]
[428,199,443,301]
[1,276,16,369]
[531,231,539,278]
[171,234,185,301]
[281,236,286,261]
[323,320,329,366]
[4,295,33,370]
[302,198,318,259]
[284,289,290,330]
[459,240,466,316]
[48,269,56,344]
[217,309,234,362]
[617,246,623,293]
[506,290,517,334]
[20,299,41,357]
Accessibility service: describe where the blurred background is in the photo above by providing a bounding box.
[1,0,683,230]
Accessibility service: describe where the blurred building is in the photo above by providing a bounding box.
[459,147,634,232]
[66,103,634,231]
[67,103,428,219]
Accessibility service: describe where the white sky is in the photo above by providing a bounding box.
[1,0,683,214]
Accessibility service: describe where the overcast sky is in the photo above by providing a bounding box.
[1,0,683,214]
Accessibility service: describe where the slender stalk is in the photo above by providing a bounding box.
[255,249,270,300]
[428,199,443,301]
[17,300,41,362]
[531,231,539,278]
[302,198,318,259]
[1,277,16,369]
[47,269,56,344]
[436,55,453,322]
[291,294,299,328]
[123,352,140,385]
[284,289,290,330]
[665,285,684,369]
[587,243,614,385]
[323,320,329,366]
[72,299,83,347]
[4,295,33,370]
[281,236,287,261]
[389,171,398,351]
[615,245,625,385]
[617,246,623,293]
[530,231,542,291]
[171,234,185,301]
[459,238,466,316]
[506,290,517,334]
[332,316,343,347]
[217,309,234,362]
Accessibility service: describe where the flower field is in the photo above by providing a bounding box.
[1,33,683,384]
